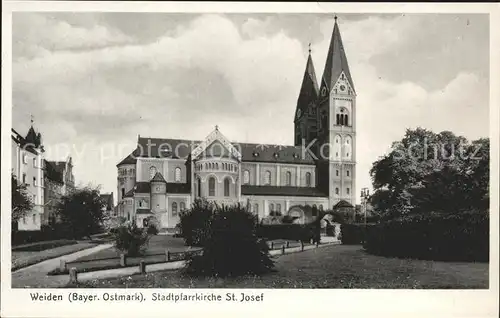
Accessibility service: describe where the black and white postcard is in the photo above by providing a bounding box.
[1,2,499,318]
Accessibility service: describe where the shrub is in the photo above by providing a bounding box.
[184,204,274,277]
[113,223,151,256]
[364,211,489,262]
[179,199,215,246]
[340,223,374,245]
[147,223,159,235]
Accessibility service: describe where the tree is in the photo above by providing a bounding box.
[55,186,105,239]
[12,173,34,230]
[369,128,489,219]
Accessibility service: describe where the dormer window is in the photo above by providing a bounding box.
[273,153,279,159]
[253,152,259,157]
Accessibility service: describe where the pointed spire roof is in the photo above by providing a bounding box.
[321,17,355,93]
[296,48,319,116]
[150,172,166,183]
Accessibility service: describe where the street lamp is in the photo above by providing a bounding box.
[360,188,370,225]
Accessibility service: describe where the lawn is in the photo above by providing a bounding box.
[53,235,201,274]
[54,235,310,275]
[12,242,98,271]
[68,245,489,289]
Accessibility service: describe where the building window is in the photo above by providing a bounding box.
[22,173,26,184]
[285,171,292,186]
[121,188,125,198]
[264,171,271,185]
[175,167,181,182]
[33,158,36,167]
[208,177,216,197]
[243,170,250,184]
[23,154,27,164]
[180,202,186,211]
[172,202,178,215]
[319,204,324,211]
[254,204,259,215]
[277,204,281,212]
[33,177,37,186]
[335,187,339,195]
[224,178,230,197]
[346,188,350,195]
[32,214,36,224]
[23,217,27,224]
[269,203,274,212]
[149,166,157,180]
[312,205,317,216]
[346,170,350,177]
[197,178,202,197]
[305,172,312,187]
[336,170,339,177]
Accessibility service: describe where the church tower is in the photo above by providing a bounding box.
[316,16,356,207]
[294,46,319,147]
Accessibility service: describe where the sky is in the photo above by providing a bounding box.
[12,12,490,204]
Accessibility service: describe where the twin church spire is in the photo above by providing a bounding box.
[295,16,354,114]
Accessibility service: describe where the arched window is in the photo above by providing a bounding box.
[277,204,281,212]
[269,203,274,212]
[346,188,350,195]
[334,135,341,159]
[149,166,157,180]
[172,202,178,215]
[285,171,292,186]
[345,115,349,126]
[346,170,350,177]
[243,170,250,184]
[254,204,259,215]
[224,178,230,197]
[180,202,186,211]
[344,136,353,160]
[336,170,339,177]
[264,171,271,185]
[305,172,312,187]
[312,205,317,216]
[319,204,324,211]
[208,177,216,197]
[121,188,125,197]
[197,178,202,197]
[336,114,340,125]
[335,187,339,195]
[175,167,181,182]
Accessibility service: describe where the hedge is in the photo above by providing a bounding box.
[256,222,321,243]
[340,223,375,245]
[363,211,489,262]
[12,239,78,252]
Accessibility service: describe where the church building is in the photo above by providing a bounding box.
[116,17,357,229]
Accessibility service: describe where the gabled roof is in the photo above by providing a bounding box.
[295,52,319,119]
[119,136,316,165]
[321,18,355,93]
[241,185,327,197]
[151,172,166,183]
[333,200,354,209]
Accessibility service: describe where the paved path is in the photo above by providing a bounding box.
[11,243,113,288]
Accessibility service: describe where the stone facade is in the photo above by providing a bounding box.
[116,18,357,229]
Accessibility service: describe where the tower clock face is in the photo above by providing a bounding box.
[340,85,346,92]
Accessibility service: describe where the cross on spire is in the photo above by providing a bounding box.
[30,114,34,126]
[334,14,338,22]
[308,42,312,54]
[215,125,219,131]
